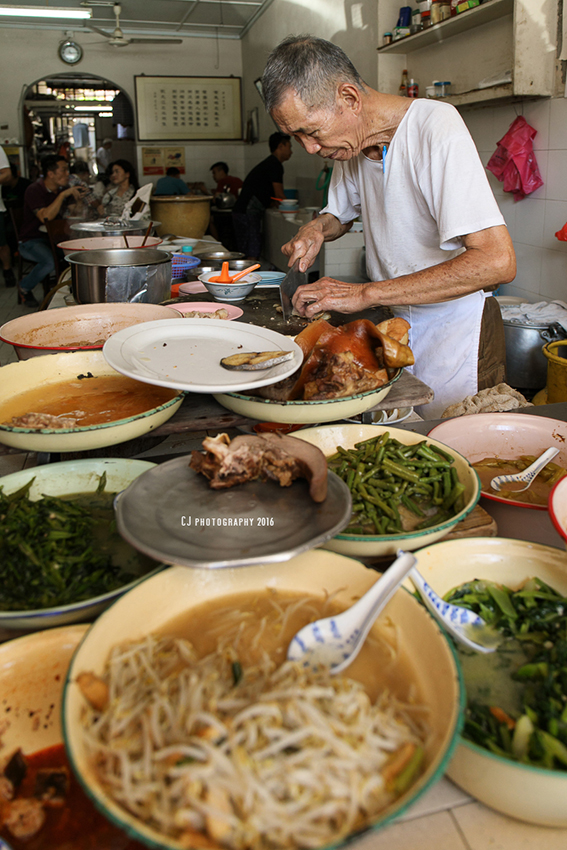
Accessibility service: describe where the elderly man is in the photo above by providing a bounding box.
[18,155,86,307]
[262,36,516,417]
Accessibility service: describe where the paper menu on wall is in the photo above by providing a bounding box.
[135,76,242,141]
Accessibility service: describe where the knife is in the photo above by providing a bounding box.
[279,259,308,322]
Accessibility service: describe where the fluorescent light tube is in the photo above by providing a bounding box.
[0,5,92,19]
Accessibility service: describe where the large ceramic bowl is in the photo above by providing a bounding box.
[0,458,163,629]
[0,351,183,453]
[549,476,567,546]
[410,537,567,826]
[0,302,182,360]
[295,424,480,557]
[199,270,262,302]
[429,413,567,509]
[0,624,88,753]
[214,370,402,425]
[59,236,162,255]
[63,550,463,850]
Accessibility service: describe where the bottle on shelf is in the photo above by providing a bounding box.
[399,68,409,97]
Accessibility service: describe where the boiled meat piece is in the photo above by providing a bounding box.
[189,432,328,502]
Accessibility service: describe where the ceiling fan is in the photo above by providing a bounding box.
[87,3,182,47]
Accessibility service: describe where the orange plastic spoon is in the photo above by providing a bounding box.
[209,262,261,283]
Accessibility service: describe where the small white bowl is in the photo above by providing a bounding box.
[549,476,567,547]
[199,270,262,302]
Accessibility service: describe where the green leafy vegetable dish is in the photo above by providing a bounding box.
[0,473,157,611]
[445,577,567,771]
[327,432,465,535]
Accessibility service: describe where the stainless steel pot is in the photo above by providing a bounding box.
[66,248,172,304]
[503,319,566,389]
[214,192,236,210]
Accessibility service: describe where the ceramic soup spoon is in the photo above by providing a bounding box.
[287,550,417,674]
[490,447,559,493]
[409,567,501,653]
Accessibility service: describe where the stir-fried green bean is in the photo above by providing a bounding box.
[0,476,142,610]
[327,433,465,535]
[445,578,567,771]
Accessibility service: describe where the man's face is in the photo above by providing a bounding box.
[211,166,225,182]
[51,161,70,187]
[280,140,292,161]
[272,90,363,161]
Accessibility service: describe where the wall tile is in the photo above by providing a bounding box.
[503,283,540,302]
[461,107,496,153]
[546,151,567,202]
[549,97,567,150]
[510,243,543,294]
[497,193,517,239]
[514,198,545,247]
[492,104,521,140]
[453,801,567,850]
[543,201,567,251]
[523,99,551,151]
[540,249,567,302]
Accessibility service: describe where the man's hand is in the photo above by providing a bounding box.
[292,277,371,317]
[282,219,325,273]
[66,185,88,202]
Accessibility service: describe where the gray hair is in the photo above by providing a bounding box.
[262,35,366,113]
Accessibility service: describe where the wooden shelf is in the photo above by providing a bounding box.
[377,0,513,54]
[442,82,514,105]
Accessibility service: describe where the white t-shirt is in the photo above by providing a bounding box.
[322,99,505,292]
[0,146,10,213]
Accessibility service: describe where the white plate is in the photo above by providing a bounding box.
[103,319,303,393]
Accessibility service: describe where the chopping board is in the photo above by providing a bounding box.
[166,291,393,336]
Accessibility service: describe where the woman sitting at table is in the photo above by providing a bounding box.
[97,159,138,217]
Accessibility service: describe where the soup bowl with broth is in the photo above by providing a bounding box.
[63,550,463,850]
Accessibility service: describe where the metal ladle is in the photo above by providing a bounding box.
[490,447,560,493]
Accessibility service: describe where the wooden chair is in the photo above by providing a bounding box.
[8,207,52,298]
[43,218,70,280]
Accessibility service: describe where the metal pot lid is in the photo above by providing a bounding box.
[502,317,558,329]
[193,250,245,261]
[150,195,213,202]
[66,248,171,266]
[114,458,352,569]
[69,220,159,234]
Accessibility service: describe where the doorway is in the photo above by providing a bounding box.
[20,72,135,179]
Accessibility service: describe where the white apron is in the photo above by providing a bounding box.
[394,290,486,419]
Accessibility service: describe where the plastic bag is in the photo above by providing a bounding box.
[486,116,544,201]
[556,223,567,242]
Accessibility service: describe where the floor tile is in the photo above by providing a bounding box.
[352,811,469,850]
[397,777,472,822]
[453,801,567,849]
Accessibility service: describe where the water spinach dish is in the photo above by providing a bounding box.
[327,433,465,534]
[446,578,567,770]
[0,474,155,610]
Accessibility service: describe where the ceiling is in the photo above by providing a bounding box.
[0,0,276,40]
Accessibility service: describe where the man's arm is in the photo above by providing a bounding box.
[0,167,10,185]
[293,224,516,317]
[34,186,86,223]
[282,213,353,271]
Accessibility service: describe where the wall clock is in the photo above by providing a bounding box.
[58,40,83,65]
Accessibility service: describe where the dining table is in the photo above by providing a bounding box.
[1,283,567,850]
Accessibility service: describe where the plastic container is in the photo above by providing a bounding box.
[543,341,567,403]
[421,9,431,27]
[425,85,436,97]
[383,31,393,44]
[170,252,201,280]
[434,81,445,96]
[408,79,419,97]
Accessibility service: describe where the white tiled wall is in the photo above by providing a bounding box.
[461,97,567,303]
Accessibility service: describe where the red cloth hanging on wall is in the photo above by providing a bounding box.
[486,116,544,201]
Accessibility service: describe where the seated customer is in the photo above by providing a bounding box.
[18,154,86,307]
[154,167,189,196]
[97,159,138,217]
[210,161,242,198]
